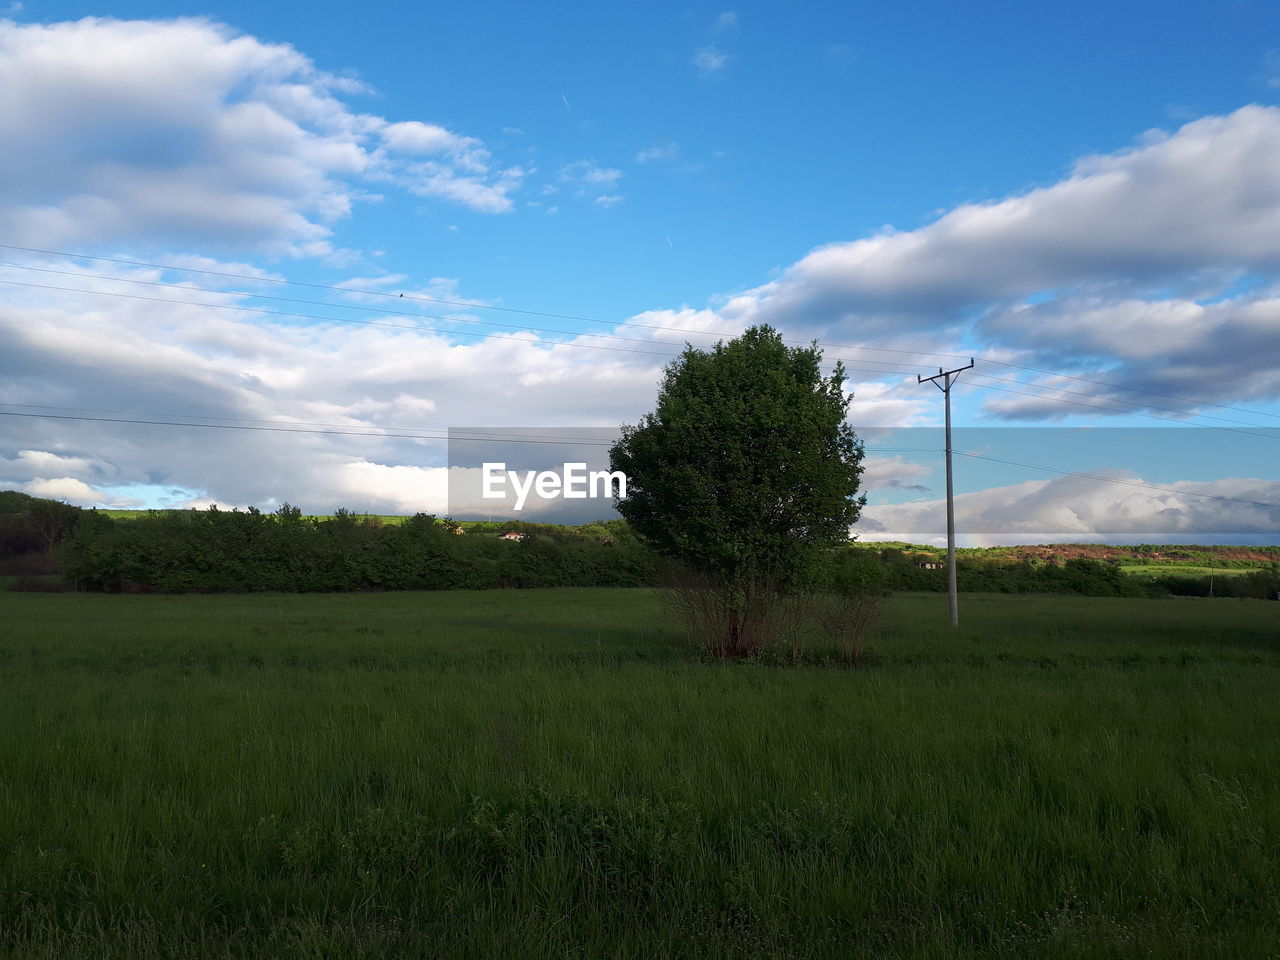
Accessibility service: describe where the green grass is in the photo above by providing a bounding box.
[1,589,1278,959]
[1119,565,1253,578]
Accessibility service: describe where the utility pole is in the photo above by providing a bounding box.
[919,360,974,627]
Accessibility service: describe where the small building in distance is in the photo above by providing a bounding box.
[497,531,526,541]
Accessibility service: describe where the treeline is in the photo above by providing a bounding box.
[0,491,82,575]
[57,506,655,593]
[872,549,1150,597]
[870,548,1280,600]
[3,491,1279,599]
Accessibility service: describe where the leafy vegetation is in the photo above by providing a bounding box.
[3,490,1278,601]
[56,506,654,592]
[611,325,865,655]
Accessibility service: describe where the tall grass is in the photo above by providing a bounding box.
[0,589,1277,958]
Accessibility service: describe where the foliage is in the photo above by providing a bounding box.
[56,506,656,593]
[814,549,890,664]
[610,325,865,655]
[0,490,83,574]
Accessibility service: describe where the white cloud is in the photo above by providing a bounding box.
[860,455,933,494]
[692,47,729,74]
[560,161,622,186]
[635,142,680,163]
[20,476,144,507]
[705,106,1280,415]
[379,120,467,155]
[0,268,669,513]
[4,97,1280,533]
[558,160,623,205]
[974,291,1280,418]
[0,17,521,255]
[5,449,100,476]
[335,273,408,290]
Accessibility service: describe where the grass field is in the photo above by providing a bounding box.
[1119,565,1253,578]
[1,589,1278,959]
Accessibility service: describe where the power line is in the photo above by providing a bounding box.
[0,277,940,382]
[0,277,680,360]
[0,407,931,454]
[4,241,1276,420]
[0,405,617,445]
[0,262,711,355]
[0,261,934,374]
[0,242,964,366]
[12,240,1280,421]
[4,408,1277,509]
[0,409,611,444]
[11,269,1274,434]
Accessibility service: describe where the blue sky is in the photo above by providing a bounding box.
[1,1,1278,542]
[19,0,1280,317]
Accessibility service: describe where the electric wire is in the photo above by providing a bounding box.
[5,241,1277,421]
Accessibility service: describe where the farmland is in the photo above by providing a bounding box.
[1,588,1277,958]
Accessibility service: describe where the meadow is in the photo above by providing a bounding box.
[0,588,1277,959]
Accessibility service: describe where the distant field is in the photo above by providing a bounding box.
[101,509,415,524]
[1,589,1277,959]
[1120,565,1254,577]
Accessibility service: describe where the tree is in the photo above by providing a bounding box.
[609,325,865,656]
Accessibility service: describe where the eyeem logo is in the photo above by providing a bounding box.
[482,462,628,511]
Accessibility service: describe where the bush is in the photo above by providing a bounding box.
[56,507,659,594]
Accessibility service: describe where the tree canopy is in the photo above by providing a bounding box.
[609,324,865,594]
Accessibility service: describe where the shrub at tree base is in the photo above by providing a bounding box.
[815,550,891,664]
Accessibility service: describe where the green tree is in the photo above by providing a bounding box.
[609,325,865,656]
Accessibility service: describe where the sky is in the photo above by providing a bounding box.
[0,0,1278,543]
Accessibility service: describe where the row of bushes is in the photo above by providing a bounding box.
[863,551,1280,600]
[0,491,80,574]
[58,507,656,593]
[9,493,1277,599]
[870,553,1150,597]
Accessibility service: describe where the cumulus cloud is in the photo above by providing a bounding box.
[0,17,521,255]
[4,82,1280,540]
[973,291,1280,418]
[860,455,933,494]
[0,267,670,513]
[21,477,144,507]
[723,107,1280,323]
[703,106,1280,416]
